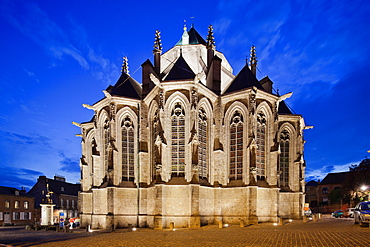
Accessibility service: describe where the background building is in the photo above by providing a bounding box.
[0,186,34,226]
[76,25,309,229]
[305,180,319,210]
[28,175,80,222]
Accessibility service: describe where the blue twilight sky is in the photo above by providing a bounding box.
[1,0,369,190]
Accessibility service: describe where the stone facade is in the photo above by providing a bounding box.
[76,25,308,229]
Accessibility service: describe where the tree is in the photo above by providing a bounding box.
[343,158,370,202]
[328,187,343,204]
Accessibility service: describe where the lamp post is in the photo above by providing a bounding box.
[360,185,369,202]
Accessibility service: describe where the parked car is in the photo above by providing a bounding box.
[354,201,370,227]
[347,208,355,218]
[332,210,344,218]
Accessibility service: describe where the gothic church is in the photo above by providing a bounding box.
[75,25,308,229]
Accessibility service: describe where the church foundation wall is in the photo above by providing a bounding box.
[279,192,302,219]
[256,187,279,222]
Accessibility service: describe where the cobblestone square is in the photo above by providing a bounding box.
[1,216,370,246]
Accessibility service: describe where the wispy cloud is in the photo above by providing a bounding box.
[1,0,118,85]
[1,2,89,69]
[1,131,51,147]
[0,166,44,190]
[305,161,359,182]
[58,152,80,174]
[214,0,370,102]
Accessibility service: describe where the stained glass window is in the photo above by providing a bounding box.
[279,129,290,187]
[171,103,185,176]
[230,111,243,180]
[198,108,207,178]
[256,112,266,180]
[122,116,135,181]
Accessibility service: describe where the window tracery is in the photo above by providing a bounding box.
[279,129,290,187]
[171,103,185,176]
[198,107,207,178]
[122,116,135,181]
[230,111,243,180]
[256,112,266,180]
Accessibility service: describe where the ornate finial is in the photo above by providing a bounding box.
[121,56,129,75]
[250,45,257,66]
[181,21,189,45]
[249,46,257,76]
[206,24,215,48]
[153,30,162,54]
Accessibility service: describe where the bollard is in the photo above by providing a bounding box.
[278,217,283,226]
[169,222,174,230]
[318,213,322,220]
[313,214,317,223]
[87,225,90,232]
[219,221,223,229]
[239,219,244,228]
[303,215,307,223]
[128,224,132,231]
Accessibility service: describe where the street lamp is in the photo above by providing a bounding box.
[360,185,370,201]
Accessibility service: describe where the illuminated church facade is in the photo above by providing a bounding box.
[76,25,309,229]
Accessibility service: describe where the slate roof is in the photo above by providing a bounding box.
[224,65,264,94]
[0,186,32,197]
[320,172,350,185]
[47,179,80,196]
[164,53,195,81]
[306,180,318,187]
[28,176,80,197]
[106,72,142,99]
[176,26,206,45]
[278,100,293,114]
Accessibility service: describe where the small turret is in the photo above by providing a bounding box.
[206,24,215,68]
[205,24,221,95]
[153,30,162,76]
[249,45,258,76]
[181,22,189,45]
[121,56,129,75]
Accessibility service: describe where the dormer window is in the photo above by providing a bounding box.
[61,187,64,192]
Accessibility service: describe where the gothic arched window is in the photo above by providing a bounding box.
[230,111,243,180]
[279,129,290,187]
[198,107,207,178]
[122,116,135,181]
[171,103,185,177]
[256,112,266,180]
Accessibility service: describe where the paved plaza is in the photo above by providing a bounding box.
[1,216,370,246]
